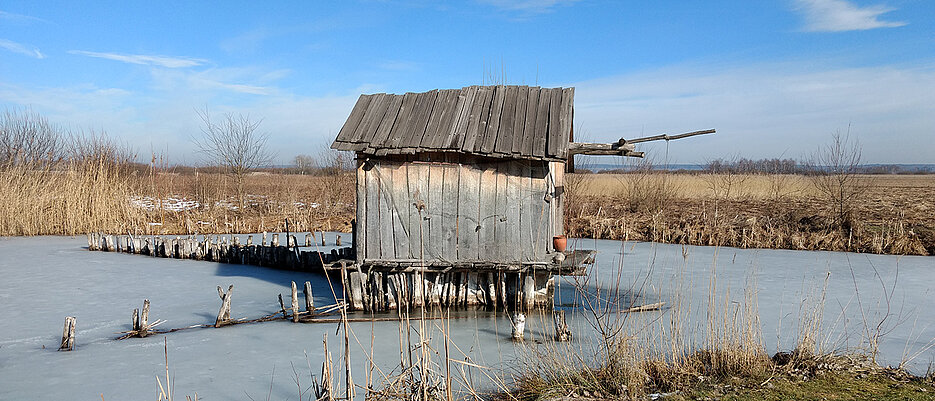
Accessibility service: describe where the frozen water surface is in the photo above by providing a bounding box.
[0,235,932,399]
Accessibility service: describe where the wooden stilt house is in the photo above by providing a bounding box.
[332,85,712,311]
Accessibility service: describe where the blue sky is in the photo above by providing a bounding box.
[1,0,932,165]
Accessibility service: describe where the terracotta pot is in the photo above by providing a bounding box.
[552,235,567,252]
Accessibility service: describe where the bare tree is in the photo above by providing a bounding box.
[292,154,317,175]
[193,108,273,209]
[808,130,867,228]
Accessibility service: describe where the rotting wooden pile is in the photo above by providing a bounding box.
[86,232,593,312]
[86,232,354,272]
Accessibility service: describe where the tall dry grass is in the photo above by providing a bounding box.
[0,133,144,236]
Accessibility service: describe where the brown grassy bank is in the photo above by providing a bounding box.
[564,173,935,255]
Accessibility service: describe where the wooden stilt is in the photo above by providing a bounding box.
[553,311,570,341]
[215,285,233,327]
[60,316,76,351]
[511,313,525,341]
[291,281,299,322]
[336,235,341,246]
[272,233,280,247]
[304,281,314,311]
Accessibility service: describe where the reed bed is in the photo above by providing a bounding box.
[564,173,934,255]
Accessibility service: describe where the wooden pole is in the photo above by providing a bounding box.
[304,281,314,311]
[141,299,150,336]
[291,281,299,323]
[215,285,233,327]
[336,235,341,246]
[132,308,140,332]
[305,233,312,247]
[511,312,526,341]
[60,316,76,351]
[272,233,279,247]
[553,311,570,341]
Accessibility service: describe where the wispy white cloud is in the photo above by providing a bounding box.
[571,62,935,163]
[0,39,44,59]
[0,9,50,24]
[478,0,577,13]
[794,0,906,32]
[69,50,207,68]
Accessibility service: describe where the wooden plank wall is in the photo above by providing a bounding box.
[357,156,557,264]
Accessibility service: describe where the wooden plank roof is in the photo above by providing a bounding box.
[332,85,574,161]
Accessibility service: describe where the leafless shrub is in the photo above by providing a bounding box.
[807,130,869,228]
[0,107,63,169]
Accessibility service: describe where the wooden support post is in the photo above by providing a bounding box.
[262,231,268,246]
[523,274,536,311]
[60,316,76,351]
[247,235,253,246]
[320,231,326,246]
[291,281,299,323]
[305,233,312,247]
[304,281,314,311]
[336,235,341,246]
[132,308,140,331]
[233,235,241,246]
[511,313,526,341]
[553,311,570,341]
[272,233,280,247]
[215,285,233,327]
[141,299,150,334]
[278,294,288,319]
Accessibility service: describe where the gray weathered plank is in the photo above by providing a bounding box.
[494,85,518,155]
[441,161,460,261]
[532,88,553,158]
[365,164,382,259]
[368,95,404,149]
[493,162,509,261]
[520,87,541,157]
[503,161,523,261]
[386,93,419,149]
[460,86,492,153]
[432,89,463,150]
[478,85,505,154]
[426,164,445,261]
[477,162,499,260]
[401,90,438,150]
[546,88,565,158]
[446,87,476,150]
[389,163,412,259]
[407,163,429,259]
[353,94,390,146]
[421,90,451,150]
[376,164,397,259]
[334,94,373,143]
[519,161,534,261]
[510,87,530,155]
[356,162,367,262]
[457,164,480,260]
[559,87,575,157]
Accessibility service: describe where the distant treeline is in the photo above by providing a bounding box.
[584,158,934,175]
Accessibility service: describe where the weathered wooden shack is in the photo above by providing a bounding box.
[332,85,585,269]
[331,85,601,311]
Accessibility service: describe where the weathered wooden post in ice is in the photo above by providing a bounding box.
[215,285,234,327]
[553,311,571,341]
[305,233,312,247]
[304,281,314,311]
[262,231,268,246]
[272,233,279,247]
[291,281,299,323]
[511,313,526,341]
[60,316,76,351]
[335,235,341,246]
